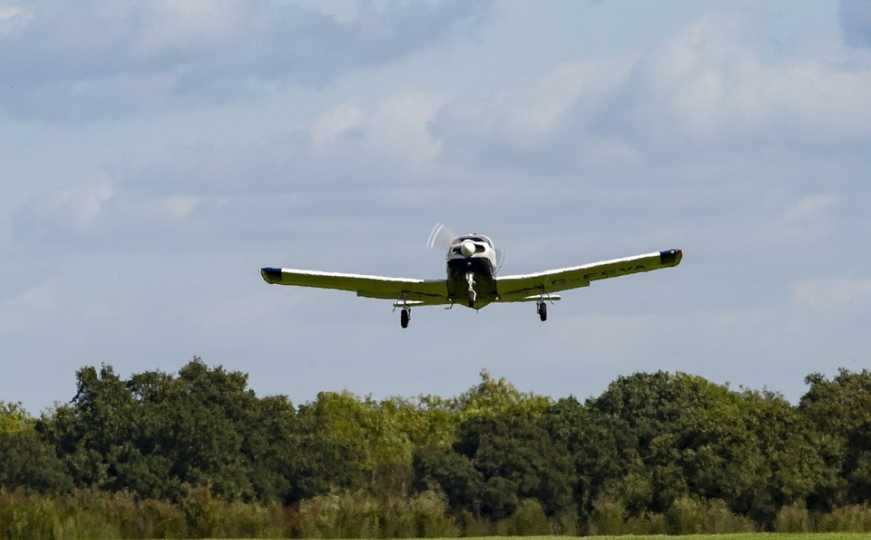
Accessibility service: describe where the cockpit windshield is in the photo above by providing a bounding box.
[455,235,493,247]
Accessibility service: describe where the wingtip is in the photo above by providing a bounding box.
[261,267,282,283]
[659,249,683,266]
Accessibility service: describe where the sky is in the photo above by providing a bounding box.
[2,0,870,413]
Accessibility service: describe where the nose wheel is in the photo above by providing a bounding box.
[400,308,410,328]
[537,301,547,322]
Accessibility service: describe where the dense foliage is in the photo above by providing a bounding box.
[2,360,871,538]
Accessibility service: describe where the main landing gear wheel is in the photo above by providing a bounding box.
[537,302,547,322]
[400,308,410,329]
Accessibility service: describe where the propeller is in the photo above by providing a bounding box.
[427,223,456,251]
[495,247,507,273]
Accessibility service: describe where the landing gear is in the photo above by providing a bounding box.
[465,272,477,307]
[537,301,547,322]
[400,308,410,328]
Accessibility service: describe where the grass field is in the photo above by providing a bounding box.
[399,536,871,540]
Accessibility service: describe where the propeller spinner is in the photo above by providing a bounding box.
[460,240,476,257]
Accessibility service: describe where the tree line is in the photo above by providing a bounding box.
[1,359,870,538]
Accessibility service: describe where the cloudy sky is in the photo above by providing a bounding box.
[2,0,870,413]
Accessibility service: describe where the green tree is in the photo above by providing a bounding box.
[454,408,574,518]
[545,397,632,516]
[38,359,299,502]
[590,372,786,517]
[294,391,415,497]
[454,370,552,421]
[738,388,837,522]
[0,429,73,492]
[414,444,482,512]
[0,402,31,434]
[800,369,871,507]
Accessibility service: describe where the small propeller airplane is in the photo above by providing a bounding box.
[261,224,683,328]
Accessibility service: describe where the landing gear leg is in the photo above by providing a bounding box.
[465,272,477,307]
[400,308,410,328]
[537,301,547,322]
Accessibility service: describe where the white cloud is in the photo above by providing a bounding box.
[311,94,443,166]
[0,0,493,122]
[137,0,248,51]
[3,2,871,414]
[26,175,114,232]
[793,278,871,310]
[160,195,201,220]
[774,193,840,244]
[0,279,59,334]
[366,94,443,164]
[0,4,28,28]
[634,15,871,141]
[783,194,839,225]
[434,13,871,169]
[311,104,364,152]
[435,60,629,148]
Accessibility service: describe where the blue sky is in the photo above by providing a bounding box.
[2,0,870,413]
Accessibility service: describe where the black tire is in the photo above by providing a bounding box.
[401,309,410,328]
[538,303,547,322]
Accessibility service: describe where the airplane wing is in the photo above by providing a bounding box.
[495,249,682,301]
[260,267,449,305]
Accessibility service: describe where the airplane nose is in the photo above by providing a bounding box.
[460,240,476,257]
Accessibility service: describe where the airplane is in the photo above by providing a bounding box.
[260,225,683,328]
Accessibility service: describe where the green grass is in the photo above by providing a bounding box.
[403,536,871,540]
[215,535,871,540]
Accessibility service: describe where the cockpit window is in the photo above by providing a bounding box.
[456,235,493,246]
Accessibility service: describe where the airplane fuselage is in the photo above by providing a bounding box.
[444,234,499,309]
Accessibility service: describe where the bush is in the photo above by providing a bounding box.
[553,511,579,536]
[624,511,667,535]
[816,504,871,533]
[378,496,417,538]
[587,495,625,535]
[666,496,702,534]
[0,490,122,540]
[408,490,459,538]
[666,496,755,534]
[0,488,298,539]
[496,498,550,535]
[297,492,379,538]
[294,490,457,539]
[0,492,63,540]
[775,501,812,532]
[457,510,491,537]
[129,497,188,538]
[701,498,756,534]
